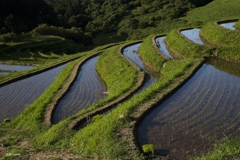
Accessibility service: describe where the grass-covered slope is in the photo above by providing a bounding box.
[200,21,240,62]
[139,35,167,72]
[200,21,240,47]
[165,29,210,59]
[183,0,240,25]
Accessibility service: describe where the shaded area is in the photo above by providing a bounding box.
[0,64,67,121]
[219,21,237,30]
[181,28,204,45]
[53,56,107,124]
[155,36,174,59]
[138,59,240,159]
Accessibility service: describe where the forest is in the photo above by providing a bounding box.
[0,0,213,46]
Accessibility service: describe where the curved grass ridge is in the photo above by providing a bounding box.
[200,20,240,62]
[8,58,82,131]
[44,52,102,125]
[200,20,240,47]
[165,28,210,59]
[69,58,204,159]
[139,35,167,72]
[68,43,145,129]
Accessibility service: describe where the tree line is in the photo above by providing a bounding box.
[0,0,213,44]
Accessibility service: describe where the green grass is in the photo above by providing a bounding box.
[193,137,240,160]
[183,0,240,25]
[139,35,166,72]
[96,46,139,99]
[165,29,210,59]
[200,21,240,47]
[199,21,240,62]
[235,20,240,30]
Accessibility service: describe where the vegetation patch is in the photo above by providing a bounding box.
[139,35,166,72]
[142,144,154,155]
[235,20,240,30]
[200,20,240,62]
[165,28,210,59]
[200,21,240,47]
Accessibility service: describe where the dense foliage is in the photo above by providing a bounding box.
[0,0,213,42]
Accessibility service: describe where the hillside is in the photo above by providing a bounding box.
[1,0,240,160]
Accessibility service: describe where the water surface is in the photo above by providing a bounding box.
[155,36,174,59]
[122,43,159,91]
[181,28,204,45]
[53,56,107,124]
[138,59,240,159]
[219,21,237,30]
[0,64,33,72]
[0,64,67,121]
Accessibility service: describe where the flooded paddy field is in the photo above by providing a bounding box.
[137,59,240,159]
[0,64,67,121]
[53,56,107,124]
[0,63,33,75]
[180,28,204,45]
[122,43,159,91]
[155,36,174,59]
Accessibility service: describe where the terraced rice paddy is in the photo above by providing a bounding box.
[0,63,33,75]
[219,21,237,30]
[52,56,107,124]
[122,43,158,91]
[138,59,240,159]
[155,36,174,59]
[0,64,67,121]
[180,28,204,45]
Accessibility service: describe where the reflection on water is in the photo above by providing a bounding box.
[53,56,107,124]
[181,28,204,45]
[138,59,240,159]
[0,64,33,72]
[122,43,159,91]
[219,21,237,30]
[155,36,174,59]
[0,64,67,121]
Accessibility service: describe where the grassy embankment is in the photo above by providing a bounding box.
[200,21,240,62]
[165,28,211,59]
[138,35,167,72]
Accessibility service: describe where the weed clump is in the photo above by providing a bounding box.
[92,114,103,122]
[4,118,10,123]
[142,144,154,155]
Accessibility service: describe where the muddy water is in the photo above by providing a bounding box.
[155,36,174,59]
[137,59,240,159]
[219,21,237,30]
[181,28,204,45]
[53,56,107,124]
[0,64,67,121]
[122,43,159,91]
